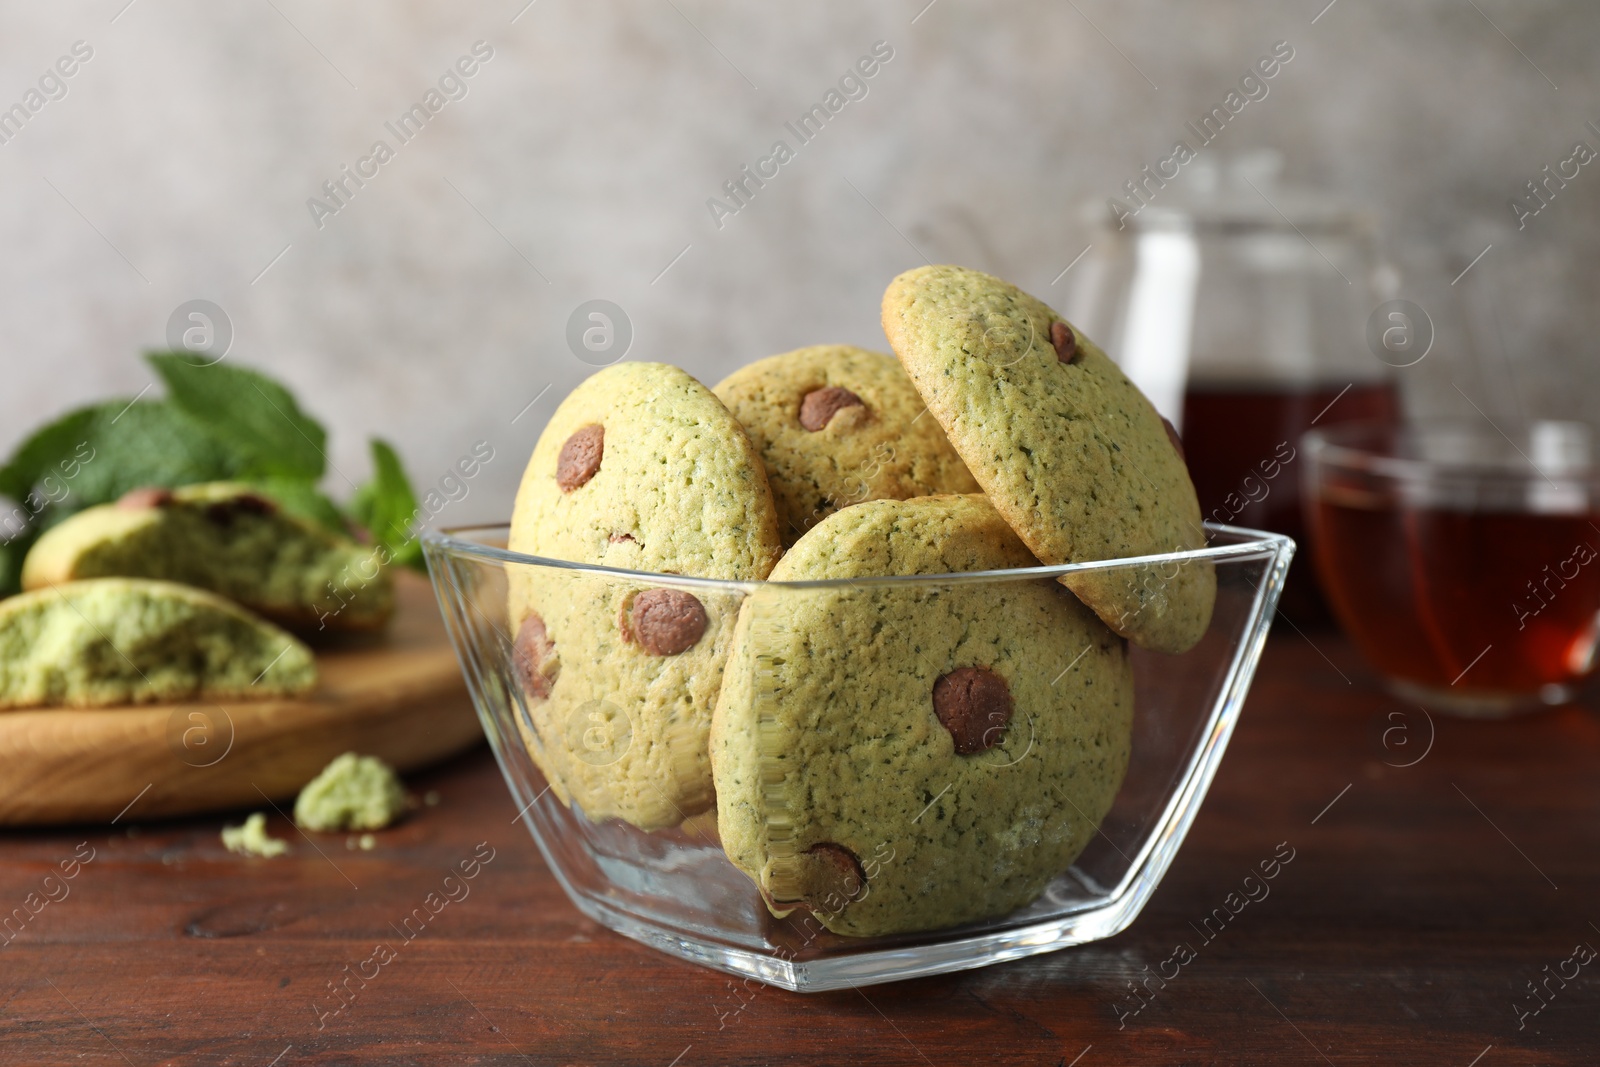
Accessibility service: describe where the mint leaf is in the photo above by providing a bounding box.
[67,400,243,505]
[149,352,326,480]
[0,405,95,594]
[0,404,99,503]
[350,438,423,570]
[0,398,242,596]
[0,399,239,531]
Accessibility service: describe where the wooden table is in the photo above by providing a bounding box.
[2,632,1595,1065]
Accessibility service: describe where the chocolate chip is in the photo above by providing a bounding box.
[556,425,604,492]
[932,666,1013,755]
[116,486,174,510]
[798,386,865,432]
[1161,416,1186,462]
[1050,321,1078,363]
[203,493,276,526]
[627,589,707,656]
[803,843,866,909]
[513,612,558,700]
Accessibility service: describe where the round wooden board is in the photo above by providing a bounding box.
[0,571,484,825]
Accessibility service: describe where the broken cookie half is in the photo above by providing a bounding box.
[22,481,393,633]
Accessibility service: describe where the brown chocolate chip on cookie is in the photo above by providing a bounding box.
[204,493,276,526]
[556,424,604,491]
[932,666,1013,754]
[627,588,707,656]
[116,486,174,510]
[513,612,558,699]
[798,386,864,431]
[766,843,867,912]
[1050,321,1078,363]
[802,843,867,911]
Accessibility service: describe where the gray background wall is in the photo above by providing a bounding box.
[0,0,1594,524]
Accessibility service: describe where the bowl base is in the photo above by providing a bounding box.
[1383,677,1574,718]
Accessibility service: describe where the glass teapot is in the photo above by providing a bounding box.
[1066,149,1400,618]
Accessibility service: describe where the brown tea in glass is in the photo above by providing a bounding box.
[1304,421,1600,715]
[1182,379,1400,619]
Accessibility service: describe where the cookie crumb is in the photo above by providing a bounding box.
[222,813,289,858]
[294,753,408,832]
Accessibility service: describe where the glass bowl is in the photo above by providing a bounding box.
[423,522,1293,991]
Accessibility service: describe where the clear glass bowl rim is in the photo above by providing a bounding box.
[1304,418,1600,488]
[422,521,1292,593]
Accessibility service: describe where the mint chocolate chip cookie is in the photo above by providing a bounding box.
[0,577,315,708]
[713,345,978,544]
[711,494,1133,936]
[22,482,392,632]
[507,361,782,831]
[881,264,1215,654]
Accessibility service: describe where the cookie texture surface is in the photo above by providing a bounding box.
[712,495,1133,937]
[0,577,316,708]
[507,361,782,831]
[713,346,979,544]
[22,482,392,632]
[882,265,1215,654]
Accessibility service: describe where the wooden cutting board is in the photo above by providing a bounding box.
[0,571,483,825]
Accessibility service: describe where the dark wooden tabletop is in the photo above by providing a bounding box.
[2,630,1596,1066]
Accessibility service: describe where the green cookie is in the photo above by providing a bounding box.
[507,361,782,831]
[714,345,978,545]
[23,482,392,633]
[712,494,1133,937]
[0,577,316,708]
[882,265,1215,654]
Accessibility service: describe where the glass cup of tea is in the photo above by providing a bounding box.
[1304,420,1600,716]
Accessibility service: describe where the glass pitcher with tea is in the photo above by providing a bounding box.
[1068,150,1399,618]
